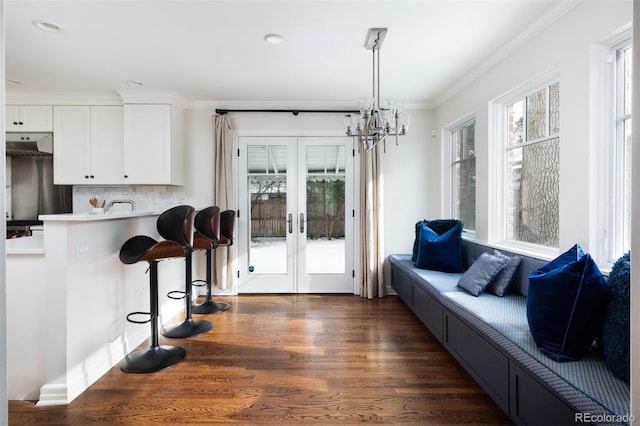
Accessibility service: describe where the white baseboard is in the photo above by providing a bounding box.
[36,384,69,406]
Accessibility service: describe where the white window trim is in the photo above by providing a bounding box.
[488,69,560,258]
[442,112,476,238]
[606,32,633,265]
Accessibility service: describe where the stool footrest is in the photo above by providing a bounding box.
[167,290,186,300]
[126,311,152,324]
[192,279,207,287]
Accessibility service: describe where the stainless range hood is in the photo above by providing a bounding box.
[6,133,53,157]
[5,131,72,229]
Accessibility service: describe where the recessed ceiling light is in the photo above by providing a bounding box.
[6,79,24,86]
[32,19,62,32]
[126,80,144,87]
[264,34,284,45]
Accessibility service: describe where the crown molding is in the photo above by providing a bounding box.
[434,0,583,107]
[5,91,122,105]
[116,89,187,107]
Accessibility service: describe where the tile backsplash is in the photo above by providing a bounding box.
[73,186,186,214]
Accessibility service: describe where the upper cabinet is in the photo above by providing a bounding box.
[53,106,124,185]
[6,105,53,132]
[123,103,184,185]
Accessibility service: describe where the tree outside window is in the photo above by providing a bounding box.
[505,82,560,247]
[451,121,476,231]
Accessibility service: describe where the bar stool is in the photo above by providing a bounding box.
[118,206,196,373]
[162,205,214,338]
[218,209,236,248]
[212,209,235,292]
[192,206,231,314]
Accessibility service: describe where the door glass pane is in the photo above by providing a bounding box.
[305,145,345,274]
[247,145,287,274]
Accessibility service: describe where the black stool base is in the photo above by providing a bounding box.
[120,345,186,374]
[162,318,213,338]
[192,299,231,314]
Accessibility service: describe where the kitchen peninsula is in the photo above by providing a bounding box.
[6,210,187,404]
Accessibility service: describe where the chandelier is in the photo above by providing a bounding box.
[344,28,410,152]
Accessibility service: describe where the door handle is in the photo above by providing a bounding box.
[287,213,293,234]
[300,213,305,233]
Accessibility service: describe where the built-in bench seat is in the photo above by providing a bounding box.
[389,240,630,425]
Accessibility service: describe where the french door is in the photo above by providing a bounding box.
[237,136,354,293]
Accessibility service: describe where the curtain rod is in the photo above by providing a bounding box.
[215,108,358,116]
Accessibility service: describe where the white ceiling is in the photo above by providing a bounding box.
[5,0,570,108]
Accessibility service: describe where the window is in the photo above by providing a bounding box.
[449,119,476,231]
[609,40,632,261]
[504,81,560,248]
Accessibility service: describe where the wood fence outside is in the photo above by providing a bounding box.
[251,199,345,239]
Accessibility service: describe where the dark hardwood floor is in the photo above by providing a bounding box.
[9,294,512,425]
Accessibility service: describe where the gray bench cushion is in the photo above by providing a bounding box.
[388,254,463,295]
[440,291,630,418]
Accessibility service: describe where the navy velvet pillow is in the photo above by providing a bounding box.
[527,244,609,362]
[414,220,463,273]
[412,220,427,262]
[599,252,630,382]
[412,219,462,262]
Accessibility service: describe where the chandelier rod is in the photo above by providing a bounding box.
[375,31,381,115]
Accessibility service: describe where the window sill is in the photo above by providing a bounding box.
[464,238,560,262]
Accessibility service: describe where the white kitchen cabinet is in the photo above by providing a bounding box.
[6,105,53,132]
[53,106,124,185]
[123,103,183,185]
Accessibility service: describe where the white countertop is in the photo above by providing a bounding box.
[6,234,45,254]
[39,210,161,222]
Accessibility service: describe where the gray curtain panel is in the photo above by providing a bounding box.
[358,144,386,299]
[213,114,235,289]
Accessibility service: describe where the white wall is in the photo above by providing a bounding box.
[434,0,632,255]
[6,252,45,400]
[183,109,216,209]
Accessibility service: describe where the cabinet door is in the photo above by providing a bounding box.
[123,104,171,184]
[7,105,53,132]
[19,106,53,132]
[53,106,91,184]
[89,106,124,184]
[5,106,21,131]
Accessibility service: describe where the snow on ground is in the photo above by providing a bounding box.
[249,237,345,274]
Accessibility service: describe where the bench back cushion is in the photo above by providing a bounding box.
[461,240,548,297]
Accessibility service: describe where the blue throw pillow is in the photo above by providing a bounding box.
[414,220,463,272]
[457,252,508,296]
[486,250,522,297]
[599,252,630,382]
[527,244,609,362]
